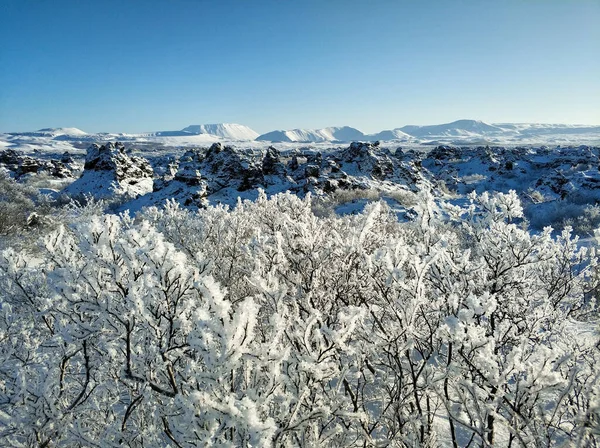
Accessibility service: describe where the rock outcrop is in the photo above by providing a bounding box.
[159,143,265,194]
[201,143,264,192]
[63,142,153,199]
[262,146,285,176]
[0,149,75,179]
[62,141,600,224]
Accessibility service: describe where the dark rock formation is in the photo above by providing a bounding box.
[0,149,76,179]
[199,143,264,193]
[262,146,285,176]
[84,142,153,181]
[338,142,395,180]
[173,150,203,186]
[63,142,153,199]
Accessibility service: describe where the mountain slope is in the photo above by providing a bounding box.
[256,126,365,142]
[494,123,600,136]
[400,120,504,138]
[367,129,413,141]
[181,123,259,140]
[11,127,89,137]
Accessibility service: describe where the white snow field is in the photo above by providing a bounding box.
[0,121,599,447]
[4,120,599,156]
[180,123,260,140]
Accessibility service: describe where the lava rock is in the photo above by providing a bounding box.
[63,142,153,199]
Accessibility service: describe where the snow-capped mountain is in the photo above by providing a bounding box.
[9,124,258,142]
[10,127,89,138]
[494,123,600,137]
[394,120,600,143]
[256,126,365,143]
[255,120,600,144]
[5,124,260,148]
[368,129,413,141]
[256,126,417,143]
[3,120,600,153]
[399,120,505,138]
[180,123,259,140]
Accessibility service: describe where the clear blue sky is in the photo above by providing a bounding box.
[1,0,598,134]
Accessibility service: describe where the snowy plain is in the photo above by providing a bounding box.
[1,121,599,447]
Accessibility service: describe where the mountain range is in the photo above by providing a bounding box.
[6,120,600,144]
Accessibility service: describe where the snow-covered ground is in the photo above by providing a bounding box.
[1,125,599,447]
[2,129,599,240]
[4,119,599,155]
[2,122,600,238]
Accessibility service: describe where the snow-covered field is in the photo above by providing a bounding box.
[3,119,600,154]
[3,124,599,233]
[1,122,599,447]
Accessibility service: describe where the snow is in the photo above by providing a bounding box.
[368,129,413,141]
[2,127,600,447]
[138,133,222,145]
[39,127,88,136]
[256,120,600,145]
[180,123,260,140]
[12,127,89,137]
[257,126,413,143]
[3,120,599,150]
[256,126,366,143]
[400,119,504,137]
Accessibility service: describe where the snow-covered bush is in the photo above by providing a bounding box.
[0,189,598,447]
[0,174,39,236]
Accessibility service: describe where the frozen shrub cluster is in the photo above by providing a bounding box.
[0,189,598,447]
[0,174,50,238]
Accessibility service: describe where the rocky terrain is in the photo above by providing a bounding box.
[62,142,153,199]
[0,149,77,179]
[3,138,599,233]
[125,141,428,211]
[4,120,600,150]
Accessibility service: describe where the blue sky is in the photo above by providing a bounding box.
[1,0,598,134]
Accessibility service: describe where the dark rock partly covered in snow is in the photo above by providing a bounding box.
[173,149,203,186]
[61,151,75,164]
[338,142,395,180]
[262,146,285,176]
[63,142,153,199]
[0,150,21,169]
[106,141,600,216]
[199,143,265,192]
[16,159,40,175]
[48,162,73,179]
[84,142,153,180]
[148,143,271,209]
[279,142,423,195]
[0,149,75,179]
[428,145,462,161]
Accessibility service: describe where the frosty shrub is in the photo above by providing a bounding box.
[564,204,600,237]
[22,172,74,191]
[384,187,418,207]
[526,200,600,236]
[311,188,382,217]
[312,187,416,217]
[0,174,40,236]
[0,189,598,447]
[330,187,381,204]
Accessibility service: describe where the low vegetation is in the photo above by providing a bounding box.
[0,189,598,447]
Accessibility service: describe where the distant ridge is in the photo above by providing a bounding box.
[256,126,415,143]
[399,120,504,138]
[256,126,365,143]
[368,129,413,141]
[181,123,259,140]
[10,127,88,137]
[5,120,600,144]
